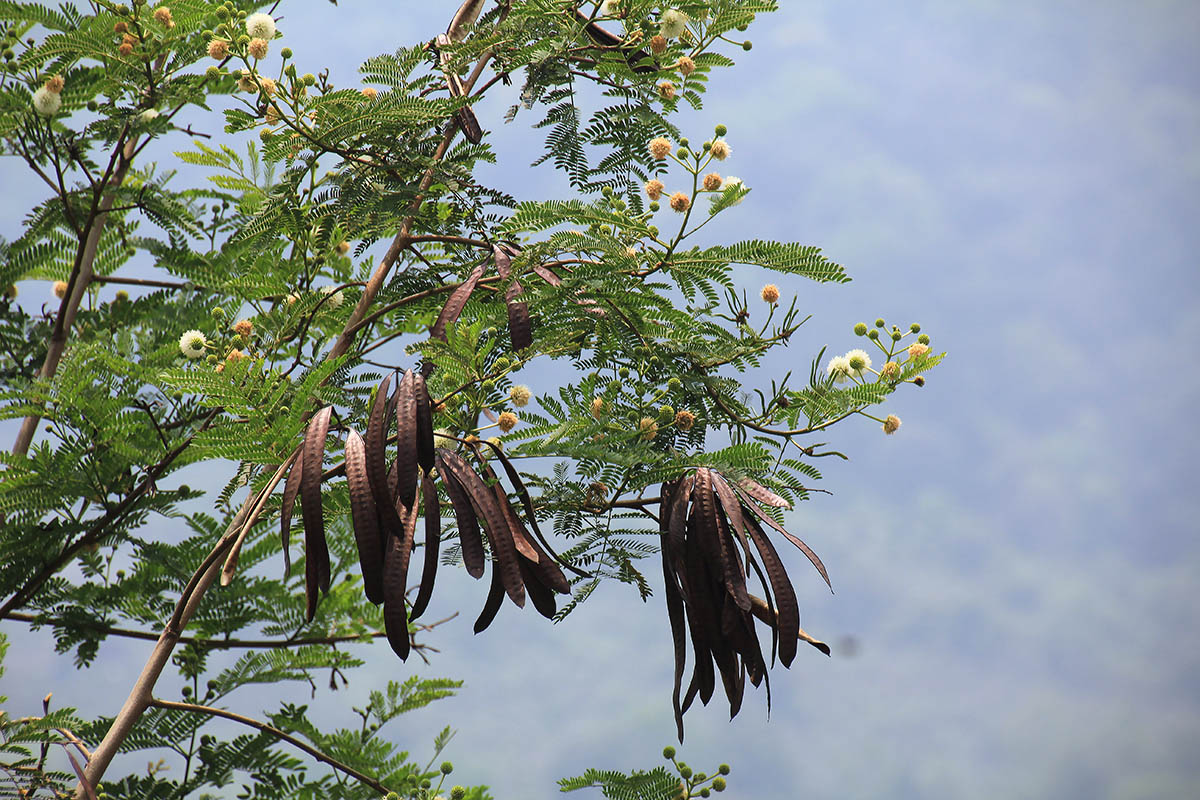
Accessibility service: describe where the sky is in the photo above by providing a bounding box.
[3,2,1200,798]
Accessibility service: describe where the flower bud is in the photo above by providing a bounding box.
[853,322,868,336]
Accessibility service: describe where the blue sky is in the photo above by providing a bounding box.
[3,2,1199,798]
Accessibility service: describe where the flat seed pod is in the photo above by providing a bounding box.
[531,263,561,286]
[438,449,525,607]
[410,474,441,621]
[365,376,394,509]
[478,437,585,581]
[743,548,780,667]
[738,478,792,509]
[711,472,754,567]
[412,371,435,474]
[491,471,571,596]
[446,0,486,41]
[659,482,689,742]
[430,261,487,343]
[473,556,506,633]
[507,295,533,351]
[394,370,419,509]
[744,514,800,667]
[573,8,656,73]
[492,243,512,279]
[694,469,750,612]
[735,486,832,591]
[518,558,557,619]
[301,406,333,621]
[381,498,419,660]
[279,448,304,579]
[344,429,385,605]
[435,448,486,578]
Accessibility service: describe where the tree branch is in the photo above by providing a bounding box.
[147,698,390,795]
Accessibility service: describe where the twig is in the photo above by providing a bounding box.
[147,699,390,795]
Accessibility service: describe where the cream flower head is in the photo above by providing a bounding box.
[509,385,532,407]
[32,87,62,117]
[660,9,688,39]
[320,285,344,308]
[649,137,672,160]
[497,411,518,432]
[827,355,851,384]
[845,348,872,377]
[882,414,901,435]
[179,330,207,359]
[709,138,732,161]
[245,12,276,40]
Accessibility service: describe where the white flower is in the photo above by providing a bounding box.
[601,0,620,16]
[826,355,851,383]
[244,12,276,40]
[139,108,159,123]
[179,330,207,359]
[509,385,532,407]
[723,176,744,204]
[32,87,62,117]
[660,9,688,39]
[320,285,344,308]
[709,138,732,161]
[845,348,872,378]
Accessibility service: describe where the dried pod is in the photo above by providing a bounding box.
[279,448,304,579]
[409,473,441,621]
[344,429,385,604]
[300,406,333,621]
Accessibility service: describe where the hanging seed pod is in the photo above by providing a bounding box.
[412,371,435,474]
[344,429,385,604]
[409,473,441,621]
[394,370,419,509]
[300,406,333,621]
[573,8,656,73]
[435,33,483,144]
[734,484,831,591]
[446,0,486,42]
[382,493,420,660]
[436,448,486,578]
[737,477,792,509]
[279,448,304,579]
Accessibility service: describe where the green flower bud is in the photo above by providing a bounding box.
[420,779,432,789]
[867,329,879,340]
[451,788,467,800]
[667,377,681,389]
[714,773,728,787]
[386,793,400,800]
[178,484,190,494]
[679,137,689,148]
[891,329,902,341]
[181,685,192,696]
[699,789,711,798]
[607,380,621,393]
[440,761,454,775]
[679,765,693,779]
[657,405,674,422]
[481,379,495,392]
[742,40,752,50]
[280,46,293,59]
[301,73,315,85]
[602,186,613,197]
[494,357,511,369]
[703,140,712,151]
[206,354,218,364]
[874,318,885,328]
[206,65,221,79]
[714,124,728,136]
[206,679,218,690]
[917,333,930,345]
[649,202,660,212]
[853,322,868,336]
[237,34,250,45]
[648,226,659,237]
[211,306,225,318]
[909,322,921,333]
[663,746,676,759]
[116,4,131,16]
[676,147,689,159]
[695,773,707,781]
[87,99,99,112]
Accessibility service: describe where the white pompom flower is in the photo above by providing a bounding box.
[179,330,207,359]
[320,285,343,308]
[826,355,851,384]
[845,348,872,378]
[32,87,62,117]
[245,12,276,40]
[660,9,688,39]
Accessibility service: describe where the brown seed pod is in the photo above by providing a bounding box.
[412,371,435,474]
[279,448,304,580]
[446,0,486,42]
[300,406,333,621]
[435,448,486,578]
[409,473,441,621]
[394,370,419,509]
[344,429,384,605]
[734,484,831,591]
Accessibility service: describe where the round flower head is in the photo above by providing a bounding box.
[669,192,690,212]
[361,87,378,100]
[179,330,207,359]
[649,34,668,55]
[881,360,900,380]
[702,172,722,191]
[676,56,695,76]
[649,137,672,160]
[907,342,930,359]
[139,108,159,123]
[208,38,230,59]
[237,71,257,93]
[32,86,62,117]
[118,42,134,56]
[3,285,17,300]
[257,76,277,96]
[722,176,744,204]
[153,7,174,28]
[882,414,901,435]
[760,284,780,304]
[601,0,620,16]
[232,318,253,338]
[44,75,65,94]
[320,285,344,308]
[826,355,851,383]
[245,12,276,40]
[336,241,351,255]
[591,396,605,418]
[638,417,658,440]
[497,411,518,433]
[674,409,695,430]
[644,179,665,201]
[845,348,872,377]
[709,138,732,161]
[52,280,69,299]
[247,37,269,59]
[225,348,246,362]
[509,384,532,407]
[659,9,688,39]
[657,80,676,100]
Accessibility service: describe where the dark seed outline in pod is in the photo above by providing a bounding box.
[366,376,399,517]
[344,429,384,605]
[300,406,333,621]
[394,370,419,510]
[695,469,750,612]
[735,485,832,591]
[382,498,419,661]
[477,460,539,563]
[409,473,441,621]
[737,477,792,509]
[743,511,800,668]
[438,449,525,607]
[412,371,435,474]
[435,448,486,578]
[507,294,533,352]
[490,471,569,597]
[280,448,304,580]
[660,480,689,742]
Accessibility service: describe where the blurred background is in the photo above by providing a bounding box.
[3,2,1199,798]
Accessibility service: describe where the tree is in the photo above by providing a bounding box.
[0,1,942,797]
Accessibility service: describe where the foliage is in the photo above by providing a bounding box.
[0,0,942,797]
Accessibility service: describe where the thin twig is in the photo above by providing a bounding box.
[147,699,390,795]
